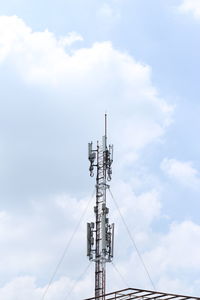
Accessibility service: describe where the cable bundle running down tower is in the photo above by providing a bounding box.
[87,114,114,300]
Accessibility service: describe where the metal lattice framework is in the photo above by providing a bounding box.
[84,288,200,300]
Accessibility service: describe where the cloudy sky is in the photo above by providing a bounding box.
[1,0,200,299]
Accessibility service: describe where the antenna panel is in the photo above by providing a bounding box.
[87,223,91,257]
[109,145,114,163]
[101,214,106,252]
[88,142,92,159]
[111,223,114,258]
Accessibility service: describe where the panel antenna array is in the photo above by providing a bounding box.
[87,114,114,300]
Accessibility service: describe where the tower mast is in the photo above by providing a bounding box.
[87,114,114,299]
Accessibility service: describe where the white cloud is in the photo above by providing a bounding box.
[0,192,96,299]
[178,0,200,19]
[144,221,200,295]
[0,15,173,179]
[161,158,200,188]
[0,15,177,299]
[111,180,161,233]
[0,274,93,300]
[58,32,83,48]
[0,192,95,282]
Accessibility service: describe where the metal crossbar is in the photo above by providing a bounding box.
[84,288,200,300]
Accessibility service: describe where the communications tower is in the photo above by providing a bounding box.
[87,114,114,300]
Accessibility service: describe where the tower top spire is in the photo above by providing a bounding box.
[104,113,108,156]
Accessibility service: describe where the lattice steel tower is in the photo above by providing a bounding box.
[87,114,114,300]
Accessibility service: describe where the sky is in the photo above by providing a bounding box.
[0,0,200,299]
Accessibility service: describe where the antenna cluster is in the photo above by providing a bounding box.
[88,142,113,180]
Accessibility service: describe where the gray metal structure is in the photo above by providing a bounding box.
[87,114,114,300]
[84,288,200,300]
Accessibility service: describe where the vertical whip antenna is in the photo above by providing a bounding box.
[87,115,114,300]
[105,113,107,149]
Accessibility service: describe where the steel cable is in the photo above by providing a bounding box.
[41,189,95,300]
[108,188,156,291]
[111,262,130,288]
[63,261,92,300]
